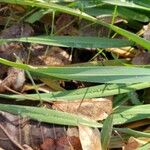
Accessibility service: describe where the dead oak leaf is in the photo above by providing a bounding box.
[52,97,112,121]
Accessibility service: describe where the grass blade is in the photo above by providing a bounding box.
[2,36,134,48]
[1,0,150,49]
[100,0,150,11]
[0,82,150,102]
[114,128,150,138]
[113,104,150,125]
[101,114,113,150]
[0,104,102,127]
[137,143,150,150]
[0,58,150,83]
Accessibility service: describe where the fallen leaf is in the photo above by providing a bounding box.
[79,125,102,150]
[123,137,144,150]
[56,136,82,150]
[39,47,71,66]
[52,97,112,121]
[0,68,25,92]
[40,138,56,150]
[67,127,79,137]
[29,46,71,66]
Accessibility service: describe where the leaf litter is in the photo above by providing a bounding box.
[0,1,150,150]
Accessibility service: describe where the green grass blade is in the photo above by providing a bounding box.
[137,143,150,150]
[0,82,150,102]
[129,0,150,8]
[2,36,134,48]
[113,104,150,125]
[1,0,150,49]
[0,58,150,83]
[101,114,113,150]
[0,104,102,127]
[114,128,150,138]
[85,5,149,23]
[100,0,150,11]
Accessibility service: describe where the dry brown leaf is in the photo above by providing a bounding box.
[67,127,79,137]
[29,47,71,66]
[123,137,145,150]
[40,47,71,66]
[55,13,78,36]
[52,97,112,121]
[79,125,102,150]
[0,68,25,92]
[56,136,82,150]
[40,138,56,150]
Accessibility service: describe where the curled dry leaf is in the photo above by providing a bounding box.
[52,97,112,121]
[29,46,71,66]
[123,137,145,150]
[0,68,25,92]
[79,125,102,150]
[39,47,71,66]
[0,23,33,92]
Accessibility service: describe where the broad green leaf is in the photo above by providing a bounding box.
[0,82,150,102]
[2,36,134,48]
[1,0,150,49]
[113,104,150,125]
[101,114,113,150]
[0,58,150,83]
[0,104,102,127]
